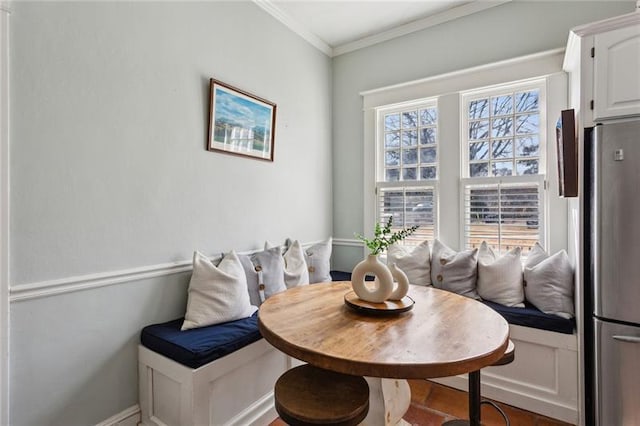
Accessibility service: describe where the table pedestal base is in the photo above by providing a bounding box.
[362,377,411,426]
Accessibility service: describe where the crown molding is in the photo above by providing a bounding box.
[254,0,511,58]
[252,0,333,57]
[570,8,640,38]
[332,0,512,57]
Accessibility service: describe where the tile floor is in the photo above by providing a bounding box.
[269,380,575,426]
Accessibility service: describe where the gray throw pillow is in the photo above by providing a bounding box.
[524,243,574,319]
[303,238,332,283]
[430,239,479,299]
[238,246,287,306]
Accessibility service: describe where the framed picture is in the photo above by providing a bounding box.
[555,109,578,197]
[208,79,276,161]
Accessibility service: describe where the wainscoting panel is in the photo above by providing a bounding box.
[9,272,192,426]
[431,324,578,424]
[9,239,327,425]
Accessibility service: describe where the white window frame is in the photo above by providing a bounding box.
[375,99,439,183]
[460,78,548,179]
[361,49,567,257]
[459,78,548,251]
[0,4,9,424]
[374,98,440,245]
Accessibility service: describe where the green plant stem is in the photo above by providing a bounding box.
[354,216,420,255]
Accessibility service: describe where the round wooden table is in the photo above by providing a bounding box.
[259,281,509,426]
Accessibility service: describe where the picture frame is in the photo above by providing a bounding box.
[208,79,276,161]
[555,109,578,197]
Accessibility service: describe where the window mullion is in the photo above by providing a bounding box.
[497,181,503,252]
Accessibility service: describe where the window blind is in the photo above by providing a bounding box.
[463,181,540,254]
[378,186,436,246]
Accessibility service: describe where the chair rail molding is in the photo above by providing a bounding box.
[0,4,10,425]
[332,238,363,248]
[9,239,329,302]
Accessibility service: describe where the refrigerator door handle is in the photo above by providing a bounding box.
[612,335,640,344]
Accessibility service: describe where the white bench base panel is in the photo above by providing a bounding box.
[138,339,291,426]
[431,324,578,424]
[138,324,578,426]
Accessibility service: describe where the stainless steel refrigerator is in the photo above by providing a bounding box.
[586,119,640,426]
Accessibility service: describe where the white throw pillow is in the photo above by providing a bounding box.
[524,243,574,319]
[430,239,479,299]
[387,240,432,286]
[304,238,332,283]
[283,240,310,288]
[524,242,548,267]
[477,242,525,307]
[182,251,258,331]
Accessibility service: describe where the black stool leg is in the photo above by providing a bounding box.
[441,370,481,426]
[469,370,481,426]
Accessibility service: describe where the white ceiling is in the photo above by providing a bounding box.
[253,0,511,56]
[272,1,469,46]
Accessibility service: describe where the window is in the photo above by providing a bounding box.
[465,87,542,177]
[461,80,546,254]
[365,51,564,262]
[376,100,438,245]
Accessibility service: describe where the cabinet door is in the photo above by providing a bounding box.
[593,25,640,120]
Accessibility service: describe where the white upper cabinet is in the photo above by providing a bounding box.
[593,24,640,121]
[564,11,640,125]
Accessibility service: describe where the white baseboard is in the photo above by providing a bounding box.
[99,393,276,426]
[95,404,140,426]
[225,391,276,426]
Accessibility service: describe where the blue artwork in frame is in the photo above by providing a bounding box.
[208,79,276,161]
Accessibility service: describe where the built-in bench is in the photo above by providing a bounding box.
[138,318,290,426]
[139,272,578,425]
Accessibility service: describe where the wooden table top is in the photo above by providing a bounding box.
[258,282,509,379]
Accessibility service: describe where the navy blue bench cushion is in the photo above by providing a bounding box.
[330,270,352,281]
[141,312,261,369]
[482,300,575,334]
[141,274,350,368]
[331,270,374,281]
[331,270,574,334]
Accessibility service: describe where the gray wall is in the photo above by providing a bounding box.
[9,2,331,425]
[331,1,634,271]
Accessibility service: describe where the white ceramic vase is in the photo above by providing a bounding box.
[351,254,394,303]
[387,263,409,300]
